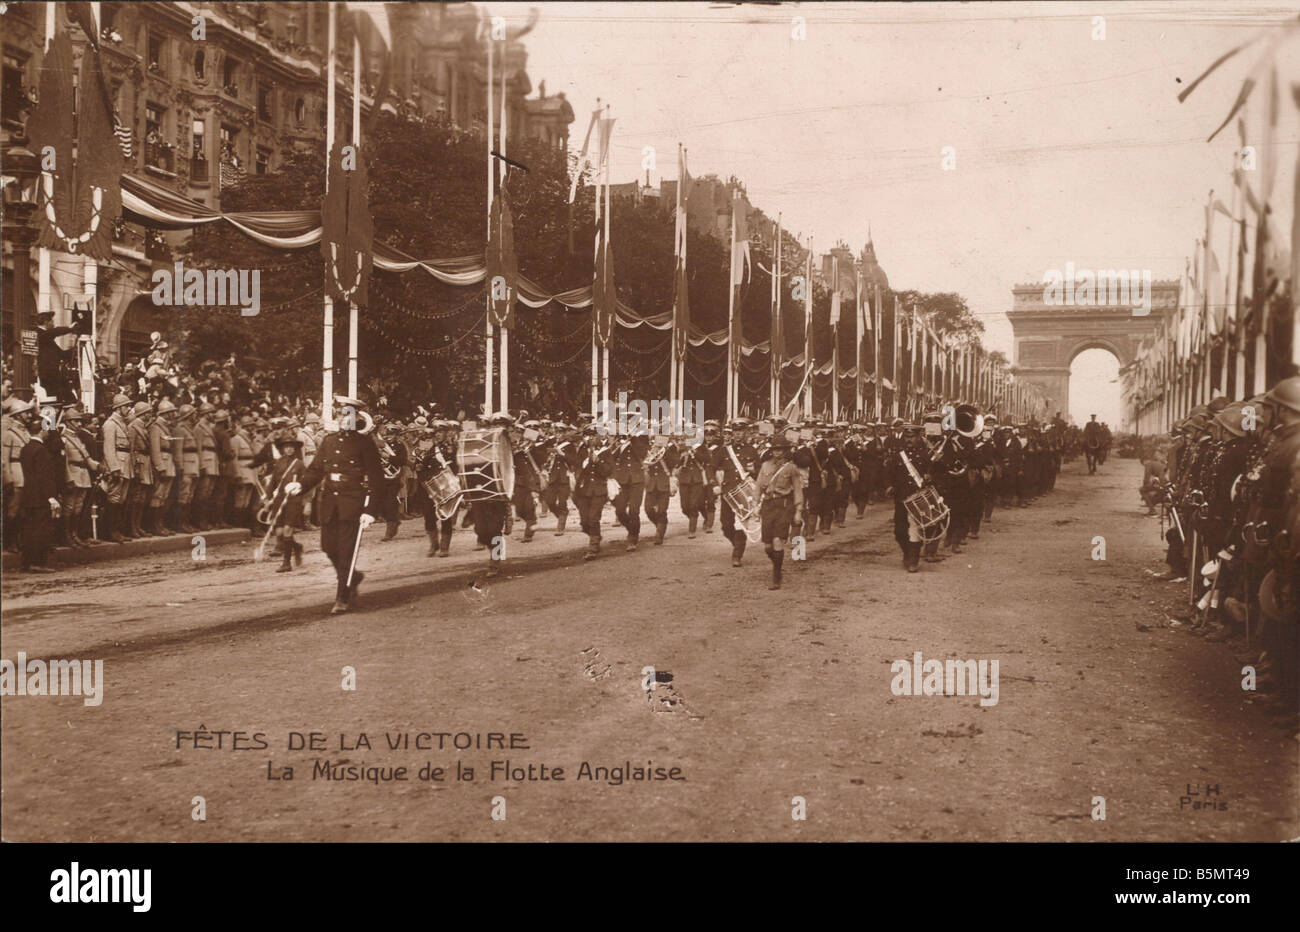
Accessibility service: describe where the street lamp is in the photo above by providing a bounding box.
[3,143,41,396]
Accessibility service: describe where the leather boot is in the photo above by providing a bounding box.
[276,542,293,572]
[554,514,567,536]
[105,504,125,543]
[583,537,600,561]
[133,503,151,538]
[732,534,746,567]
[427,530,438,557]
[688,515,697,539]
[523,521,535,542]
[383,519,399,541]
[907,543,921,572]
[769,548,783,589]
[653,522,666,545]
[439,526,452,557]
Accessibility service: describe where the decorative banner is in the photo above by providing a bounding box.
[485,188,518,329]
[593,235,617,347]
[321,141,374,305]
[27,31,123,261]
[672,145,693,358]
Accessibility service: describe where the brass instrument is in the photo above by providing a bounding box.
[644,437,671,467]
[379,438,402,480]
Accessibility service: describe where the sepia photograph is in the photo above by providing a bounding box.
[0,0,1297,908]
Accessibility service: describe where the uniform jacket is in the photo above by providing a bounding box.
[150,419,175,478]
[63,428,99,488]
[101,411,132,477]
[195,420,219,475]
[3,416,29,487]
[129,417,153,485]
[232,430,256,484]
[297,430,387,523]
[178,422,200,476]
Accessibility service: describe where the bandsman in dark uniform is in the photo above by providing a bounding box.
[284,396,386,614]
[643,429,680,546]
[569,424,614,561]
[612,432,648,551]
[754,432,803,589]
[713,422,759,567]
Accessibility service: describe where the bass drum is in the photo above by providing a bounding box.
[457,427,515,501]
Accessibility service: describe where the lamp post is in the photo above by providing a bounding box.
[3,144,40,397]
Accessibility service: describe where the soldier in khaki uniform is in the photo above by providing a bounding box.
[127,401,154,538]
[174,404,200,533]
[3,396,33,553]
[193,402,219,530]
[100,393,135,542]
[231,415,257,530]
[148,398,177,535]
[215,410,237,527]
[60,408,100,548]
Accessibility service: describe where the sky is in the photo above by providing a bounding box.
[500,0,1298,418]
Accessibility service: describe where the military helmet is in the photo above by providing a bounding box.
[1263,375,1300,415]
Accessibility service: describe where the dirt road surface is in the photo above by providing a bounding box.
[2,458,1295,841]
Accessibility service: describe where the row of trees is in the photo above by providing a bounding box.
[177,113,987,419]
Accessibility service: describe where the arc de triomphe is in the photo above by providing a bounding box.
[1008,280,1179,425]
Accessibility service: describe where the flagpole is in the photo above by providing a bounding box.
[323,1,336,419]
[671,143,681,409]
[803,239,813,420]
[773,214,782,414]
[726,197,737,421]
[347,31,362,399]
[855,271,862,418]
[602,117,611,414]
[37,4,56,379]
[830,257,839,419]
[498,50,509,414]
[485,20,496,415]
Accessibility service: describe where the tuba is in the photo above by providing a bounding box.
[954,404,984,439]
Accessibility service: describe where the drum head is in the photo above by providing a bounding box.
[493,428,515,498]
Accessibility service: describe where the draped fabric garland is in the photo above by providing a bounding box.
[119,171,757,349]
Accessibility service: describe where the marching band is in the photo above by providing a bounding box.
[227,396,1082,611]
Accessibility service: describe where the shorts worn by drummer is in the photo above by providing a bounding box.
[287,397,386,615]
[754,436,802,590]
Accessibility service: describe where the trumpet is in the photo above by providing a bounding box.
[644,440,671,467]
[379,438,402,480]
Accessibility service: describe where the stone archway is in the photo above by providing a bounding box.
[1007,280,1178,421]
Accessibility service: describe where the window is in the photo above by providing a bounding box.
[147,34,163,71]
[4,52,28,129]
[294,96,305,124]
[194,49,205,80]
[191,119,208,181]
[144,104,173,172]
[145,104,163,142]
[255,147,271,175]
[257,83,273,120]
[222,56,239,96]
[220,124,239,158]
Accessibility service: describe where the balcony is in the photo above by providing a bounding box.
[144,141,175,176]
[190,156,210,183]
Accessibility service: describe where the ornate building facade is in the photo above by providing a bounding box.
[2,1,574,365]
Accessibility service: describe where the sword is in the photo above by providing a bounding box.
[346,494,371,591]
